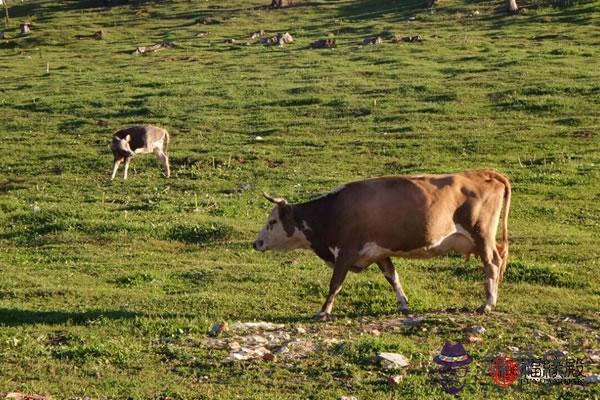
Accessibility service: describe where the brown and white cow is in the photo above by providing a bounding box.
[110,125,170,180]
[253,170,511,320]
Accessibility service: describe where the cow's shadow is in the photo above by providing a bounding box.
[0,308,142,326]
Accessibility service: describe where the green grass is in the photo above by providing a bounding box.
[0,0,599,398]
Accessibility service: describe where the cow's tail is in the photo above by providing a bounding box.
[495,172,511,282]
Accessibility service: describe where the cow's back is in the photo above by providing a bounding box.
[323,172,503,253]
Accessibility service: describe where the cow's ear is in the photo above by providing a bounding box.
[263,192,288,207]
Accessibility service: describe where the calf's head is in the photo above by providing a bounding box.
[254,193,309,252]
[113,134,135,157]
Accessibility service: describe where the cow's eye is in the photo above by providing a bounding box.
[269,219,277,225]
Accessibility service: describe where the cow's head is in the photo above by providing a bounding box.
[254,193,309,252]
[114,134,135,157]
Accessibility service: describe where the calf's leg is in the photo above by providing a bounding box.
[110,158,122,181]
[154,148,170,178]
[123,157,131,180]
[377,257,409,314]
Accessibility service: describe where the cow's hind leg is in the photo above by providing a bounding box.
[315,262,349,321]
[377,257,409,314]
[476,241,502,314]
[154,147,170,178]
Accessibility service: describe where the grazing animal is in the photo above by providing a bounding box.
[110,125,170,180]
[253,170,511,320]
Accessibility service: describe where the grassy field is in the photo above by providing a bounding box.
[0,0,599,398]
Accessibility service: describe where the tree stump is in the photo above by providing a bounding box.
[271,0,293,8]
[20,23,31,35]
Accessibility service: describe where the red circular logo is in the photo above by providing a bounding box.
[489,356,520,387]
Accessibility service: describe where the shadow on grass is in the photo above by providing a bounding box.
[0,308,142,326]
[337,0,425,22]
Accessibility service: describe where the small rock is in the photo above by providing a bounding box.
[408,16,416,21]
[403,316,423,327]
[532,329,563,344]
[375,352,410,369]
[473,10,480,15]
[48,331,70,346]
[295,326,306,334]
[196,17,222,25]
[245,334,269,346]
[586,352,600,363]
[277,32,294,46]
[311,38,336,49]
[507,346,520,353]
[466,335,483,344]
[209,322,229,337]
[20,23,31,35]
[228,341,241,351]
[255,136,264,141]
[363,36,383,45]
[231,321,284,331]
[464,325,486,335]
[32,203,41,213]
[370,329,381,336]
[229,346,271,361]
[323,338,341,346]
[585,374,600,383]
[225,38,236,44]
[196,32,208,37]
[251,30,266,39]
[387,374,404,385]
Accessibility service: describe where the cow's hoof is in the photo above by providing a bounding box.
[398,307,410,315]
[314,312,335,322]
[477,304,492,314]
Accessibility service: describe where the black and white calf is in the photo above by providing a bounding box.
[110,125,170,180]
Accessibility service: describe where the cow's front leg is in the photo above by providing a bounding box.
[110,159,122,181]
[377,257,409,314]
[315,263,349,321]
[123,157,131,180]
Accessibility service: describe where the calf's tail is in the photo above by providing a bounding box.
[495,172,511,281]
[164,130,170,153]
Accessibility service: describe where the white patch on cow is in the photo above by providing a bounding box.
[134,138,164,155]
[302,220,312,231]
[255,207,310,252]
[358,224,475,263]
[359,242,389,259]
[329,246,340,261]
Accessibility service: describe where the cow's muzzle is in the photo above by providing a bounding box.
[253,240,265,251]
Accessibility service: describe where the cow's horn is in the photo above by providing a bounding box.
[263,192,288,206]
